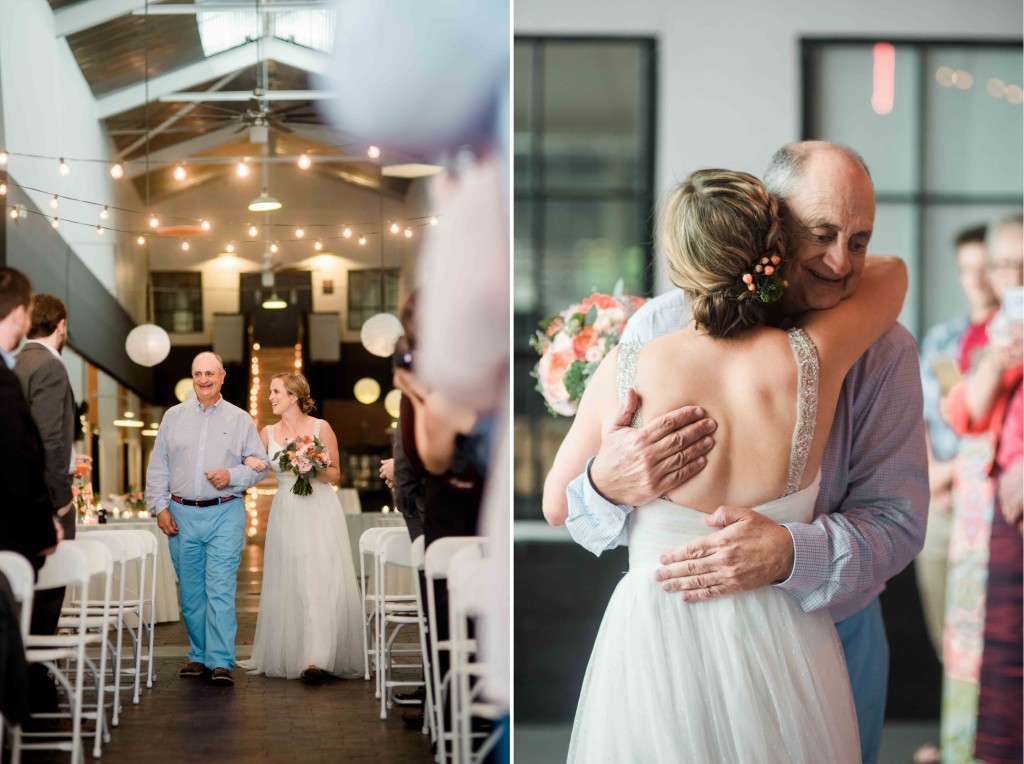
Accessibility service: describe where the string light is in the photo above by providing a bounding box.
[236,160,250,178]
[270,243,279,254]
[96,224,104,235]
[99,205,109,220]
[389,222,400,234]
[297,153,312,170]
[51,217,59,229]
[110,163,124,179]
[248,224,258,237]
[314,239,323,251]
[201,219,211,231]
[0,183,6,196]
[148,214,159,229]
[49,195,59,209]
[367,145,381,159]
[137,235,145,245]
[295,227,305,238]
[173,164,187,181]
[404,228,413,238]
[342,226,352,238]
[58,157,70,176]
[429,216,438,226]
[358,236,367,245]
[9,207,18,220]
[226,243,235,253]
[181,240,190,251]
[0,151,8,165]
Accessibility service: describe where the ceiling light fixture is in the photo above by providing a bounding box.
[261,294,287,310]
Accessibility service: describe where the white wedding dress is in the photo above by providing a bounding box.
[238,421,364,679]
[567,329,860,763]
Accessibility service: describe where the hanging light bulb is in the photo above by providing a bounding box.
[96,224,104,235]
[367,145,381,159]
[110,162,124,179]
[0,151,8,165]
[99,205,109,220]
[314,239,323,251]
[181,240,190,251]
[148,214,159,229]
[248,224,259,238]
[226,243,235,253]
[358,236,367,246]
[343,226,352,238]
[49,195,59,209]
[9,207,19,220]
[201,219,211,231]
[236,160,250,178]
[429,216,438,226]
[51,217,59,229]
[58,157,70,176]
[404,228,413,238]
[137,235,146,245]
[297,154,312,170]
[389,222,400,234]
[173,164,187,181]
[270,243,279,254]
[295,227,305,239]
[0,183,6,196]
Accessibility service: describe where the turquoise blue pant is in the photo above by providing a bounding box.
[167,498,245,670]
[835,598,889,764]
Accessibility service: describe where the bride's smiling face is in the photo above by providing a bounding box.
[268,379,297,415]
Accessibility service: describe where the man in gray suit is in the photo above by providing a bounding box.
[14,293,77,717]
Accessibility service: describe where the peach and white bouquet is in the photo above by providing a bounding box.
[275,435,331,496]
[531,284,645,416]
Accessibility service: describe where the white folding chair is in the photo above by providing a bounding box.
[136,530,159,691]
[448,548,502,764]
[13,540,111,764]
[424,536,486,764]
[358,527,413,690]
[377,532,424,721]
[411,535,435,739]
[0,552,35,754]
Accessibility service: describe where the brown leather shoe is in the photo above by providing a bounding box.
[210,667,234,686]
[179,661,207,678]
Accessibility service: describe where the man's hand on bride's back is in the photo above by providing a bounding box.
[589,388,717,507]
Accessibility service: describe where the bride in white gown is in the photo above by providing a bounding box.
[238,372,363,683]
[548,169,907,762]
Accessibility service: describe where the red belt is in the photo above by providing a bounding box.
[170,495,240,507]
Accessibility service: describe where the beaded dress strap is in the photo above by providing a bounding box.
[615,342,643,429]
[313,418,322,438]
[783,327,819,496]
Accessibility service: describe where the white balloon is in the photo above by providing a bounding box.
[360,313,404,358]
[125,324,171,367]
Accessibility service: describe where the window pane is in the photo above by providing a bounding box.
[539,199,648,316]
[542,42,646,193]
[811,44,920,195]
[925,47,1024,195]
[514,41,534,193]
[514,199,536,315]
[872,203,920,336]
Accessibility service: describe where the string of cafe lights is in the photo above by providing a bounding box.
[933,67,1023,104]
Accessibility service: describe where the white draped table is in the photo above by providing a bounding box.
[77,519,181,623]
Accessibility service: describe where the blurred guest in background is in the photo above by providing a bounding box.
[916,225,997,664]
[944,214,1022,764]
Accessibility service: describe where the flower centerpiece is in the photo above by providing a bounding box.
[275,435,331,496]
[531,282,645,417]
[123,485,146,515]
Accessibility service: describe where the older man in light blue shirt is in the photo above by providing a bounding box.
[146,351,268,685]
[554,143,928,764]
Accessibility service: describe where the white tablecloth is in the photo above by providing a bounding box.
[77,519,180,623]
[345,512,412,596]
[337,488,362,515]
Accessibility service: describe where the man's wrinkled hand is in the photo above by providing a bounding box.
[156,509,179,537]
[653,506,794,602]
[380,458,395,490]
[205,469,231,489]
[589,388,716,507]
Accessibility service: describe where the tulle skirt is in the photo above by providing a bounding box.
[567,496,860,764]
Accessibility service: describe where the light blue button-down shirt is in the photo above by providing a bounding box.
[565,289,929,623]
[145,396,268,514]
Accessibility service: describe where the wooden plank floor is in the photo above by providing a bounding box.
[26,527,433,763]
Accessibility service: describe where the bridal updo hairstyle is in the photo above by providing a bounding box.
[273,372,317,415]
[659,169,786,338]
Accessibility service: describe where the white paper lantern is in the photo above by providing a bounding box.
[174,378,196,402]
[360,313,404,357]
[125,324,171,367]
[354,377,381,404]
[384,389,402,418]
